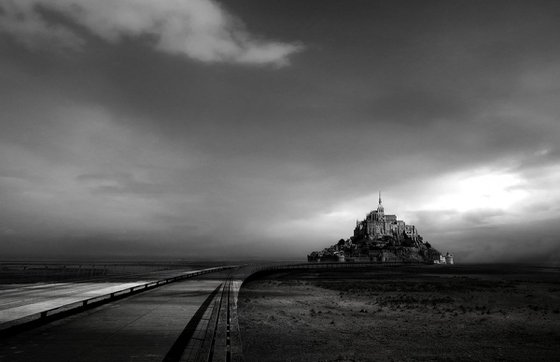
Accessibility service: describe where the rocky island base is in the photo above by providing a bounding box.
[307,194,452,265]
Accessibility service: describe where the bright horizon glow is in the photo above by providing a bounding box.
[424,170,529,213]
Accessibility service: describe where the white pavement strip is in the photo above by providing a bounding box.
[231,280,243,305]
[0,267,228,325]
[0,281,151,323]
[0,282,145,309]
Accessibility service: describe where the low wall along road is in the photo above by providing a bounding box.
[0,262,407,361]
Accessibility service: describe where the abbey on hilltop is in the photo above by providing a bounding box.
[353,192,419,243]
[308,193,453,264]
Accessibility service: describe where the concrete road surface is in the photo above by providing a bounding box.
[0,274,227,361]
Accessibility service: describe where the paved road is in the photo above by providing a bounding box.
[0,262,383,361]
[0,273,228,361]
[0,268,225,325]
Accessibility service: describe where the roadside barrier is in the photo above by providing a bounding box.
[0,265,237,338]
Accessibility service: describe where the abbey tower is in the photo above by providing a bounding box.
[353,192,418,243]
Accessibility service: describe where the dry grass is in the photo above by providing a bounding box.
[238,265,560,361]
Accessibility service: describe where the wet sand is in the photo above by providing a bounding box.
[238,264,560,361]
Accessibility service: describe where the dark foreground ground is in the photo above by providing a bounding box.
[238,264,560,361]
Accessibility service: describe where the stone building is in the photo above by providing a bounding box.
[445,252,454,265]
[308,192,453,263]
[353,192,418,242]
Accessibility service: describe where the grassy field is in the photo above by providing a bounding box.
[238,264,560,361]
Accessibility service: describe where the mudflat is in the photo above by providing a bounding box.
[237,264,560,361]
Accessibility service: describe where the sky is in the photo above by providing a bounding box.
[1,0,560,262]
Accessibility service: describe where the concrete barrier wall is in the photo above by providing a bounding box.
[0,265,237,337]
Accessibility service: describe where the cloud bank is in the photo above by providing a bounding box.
[1,1,560,262]
[0,0,302,65]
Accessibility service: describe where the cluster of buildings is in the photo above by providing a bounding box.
[307,192,454,264]
[434,252,455,265]
[353,193,419,242]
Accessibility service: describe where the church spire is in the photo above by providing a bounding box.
[378,191,382,205]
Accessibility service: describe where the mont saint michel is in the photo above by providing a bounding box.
[2,0,560,361]
[308,193,453,264]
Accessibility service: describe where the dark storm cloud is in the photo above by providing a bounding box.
[1,0,560,261]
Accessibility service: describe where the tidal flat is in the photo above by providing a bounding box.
[238,264,560,361]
